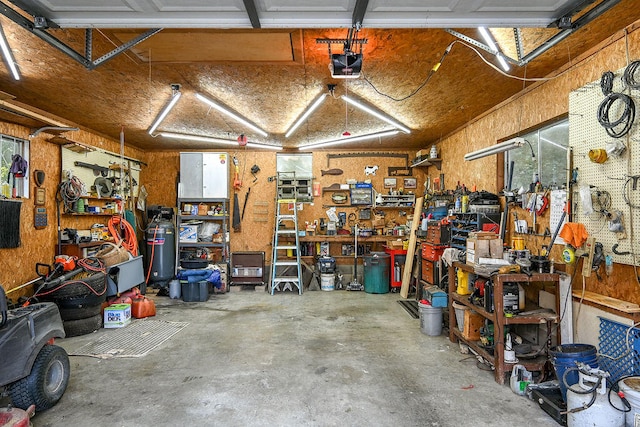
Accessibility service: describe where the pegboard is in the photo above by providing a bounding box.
[569,64,640,265]
[61,145,141,201]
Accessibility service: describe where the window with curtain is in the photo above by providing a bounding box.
[1,134,30,198]
[506,119,569,192]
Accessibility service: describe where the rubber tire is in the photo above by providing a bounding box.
[46,272,107,299]
[63,313,102,337]
[59,303,103,321]
[55,292,106,309]
[8,345,70,412]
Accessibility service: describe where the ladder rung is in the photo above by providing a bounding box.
[277,230,297,234]
[273,261,299,266]
[273,277,300,282]
[275,245,297,250]
[277,199,297,203]
[277,216,296,220]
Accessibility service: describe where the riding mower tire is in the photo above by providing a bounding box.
[7,344,70,412]
[45,271,107,299]
[63,313,102,337]
[58,302,103,321]
[55,292,106,309]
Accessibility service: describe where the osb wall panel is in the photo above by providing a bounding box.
[0,123,146,298]
[141,149,419,263]
[439,25,640,305]
[141,152,180,208]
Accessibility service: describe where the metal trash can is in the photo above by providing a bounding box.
[363,252,390,294]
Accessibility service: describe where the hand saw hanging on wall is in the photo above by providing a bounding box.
[233,156,242,192]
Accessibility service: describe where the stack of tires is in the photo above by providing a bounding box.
[39,269,107,337]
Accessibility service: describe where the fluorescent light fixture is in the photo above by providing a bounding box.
[464,137,525,161]
[298,129,399,150]
[159,132,282,150]
[496,54,511,72]
[478,27,510,72]
[0,24,20,80]
[148,90,182,135]
[341,96,410,134]
[195,93,268,138]
[285,94,327,138]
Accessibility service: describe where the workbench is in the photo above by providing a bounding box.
[448,261,560,384]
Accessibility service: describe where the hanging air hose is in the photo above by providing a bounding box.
[108,215,138,256]
[597,92,636,138]
[623,60,640,90]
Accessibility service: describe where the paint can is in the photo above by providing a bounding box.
[320,273,335,291]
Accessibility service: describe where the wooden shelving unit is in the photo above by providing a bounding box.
[448,261,559,384]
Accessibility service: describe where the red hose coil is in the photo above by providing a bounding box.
[108,215,139,256]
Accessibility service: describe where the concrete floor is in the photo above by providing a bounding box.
[24,289,558,427]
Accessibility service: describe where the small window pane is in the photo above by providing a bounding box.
[1,135,29,198]
[277,154,312,177]
[506,119,568,192]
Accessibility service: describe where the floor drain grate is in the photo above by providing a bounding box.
[397,300,419,319]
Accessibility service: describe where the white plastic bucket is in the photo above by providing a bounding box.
[320,273,335,291]
[418,302,442,336]
[452,301,467,332]
[169,279,181,299]
[618,376,640,426]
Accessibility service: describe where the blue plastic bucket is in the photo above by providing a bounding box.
[550,344,598,402]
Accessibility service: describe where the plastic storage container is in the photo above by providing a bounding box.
[363,252,390,294]
[550,344,598,402]
[418,301,442,336]
[181,280,209,302]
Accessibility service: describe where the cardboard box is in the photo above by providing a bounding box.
[462,309,484,340]
[466,237,490,265]
[489,238,504,259]
[104,303,131,328]
[179,224,198,242]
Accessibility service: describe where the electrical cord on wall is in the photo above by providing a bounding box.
[622,60,640,89]
[597,92,636,138]
[600,71,614,95]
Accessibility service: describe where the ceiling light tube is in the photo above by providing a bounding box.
[0,24,20,80]
[479,27,510,72]
[464,137,524,161]
[148,91,182,135]
[285,94,328,138]
[341,96,410,134]
[299,129,399,150]
[196,93,268,138]
[159,132,282,150]
[478,27,497,51]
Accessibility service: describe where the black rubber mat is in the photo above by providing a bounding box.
[397,300,419,319]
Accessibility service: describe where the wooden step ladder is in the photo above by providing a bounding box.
[270,199,302,295]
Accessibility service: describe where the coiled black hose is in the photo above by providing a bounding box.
[623,60,640,90]
[601,71,614,96]
[597,92,636,138]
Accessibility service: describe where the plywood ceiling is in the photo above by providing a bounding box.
[0,0,638,151]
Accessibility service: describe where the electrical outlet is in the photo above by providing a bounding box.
[582,237,596,277]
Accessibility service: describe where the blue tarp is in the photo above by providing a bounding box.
[176,269,222,289]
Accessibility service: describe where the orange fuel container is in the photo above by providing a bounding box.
[131,296,156,319]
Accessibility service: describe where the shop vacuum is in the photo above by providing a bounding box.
[145,205,176,291]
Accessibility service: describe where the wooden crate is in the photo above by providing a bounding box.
[462,310,484,340]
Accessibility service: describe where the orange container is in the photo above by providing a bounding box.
[131,296,156,319]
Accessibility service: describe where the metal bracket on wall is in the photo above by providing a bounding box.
[326,152,408,168]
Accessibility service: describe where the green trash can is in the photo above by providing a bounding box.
[363,252,390,294]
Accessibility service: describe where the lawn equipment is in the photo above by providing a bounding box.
[0,285,70,414]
